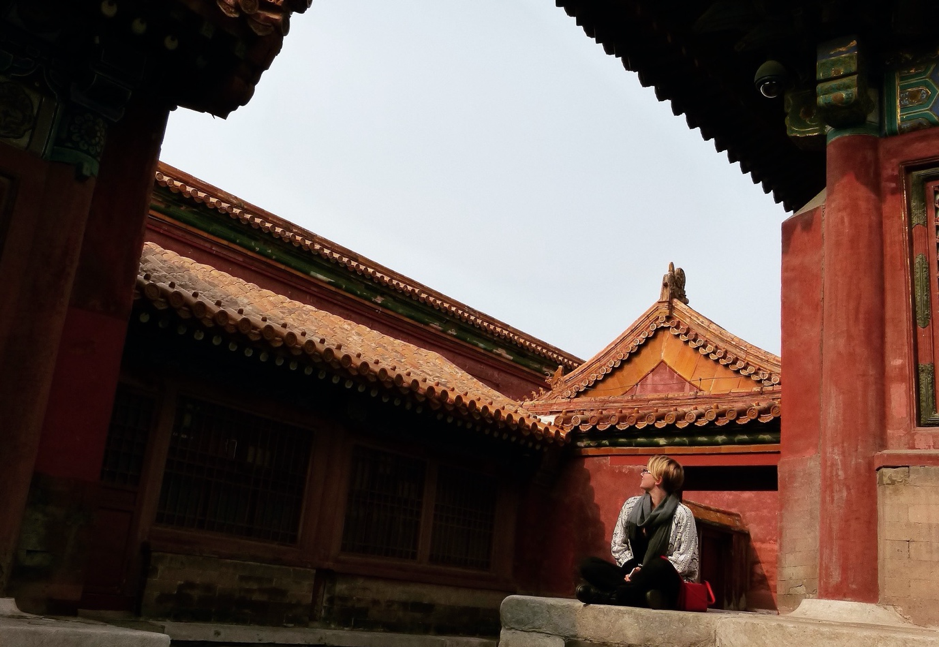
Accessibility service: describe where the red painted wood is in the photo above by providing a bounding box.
[35,101,169,483]
[879,128,939,450]
[817,134,883,602]
[0,148,98,593]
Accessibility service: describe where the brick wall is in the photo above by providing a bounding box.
[776,455,820,612]
[141,553,315,626]
[878,466,939,627]
[320,573,506,636]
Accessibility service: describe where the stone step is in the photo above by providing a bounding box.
[500,596,939,647]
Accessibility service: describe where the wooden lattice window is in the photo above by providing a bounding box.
[100,385,156,487]
[156,396,313,543]
[429,467,496,570]
[340,446,498,570]
[341,446,426,559]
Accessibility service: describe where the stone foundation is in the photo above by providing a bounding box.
[776,455,820,612]
[320,573,505,636]
[878,466,939,627]
[141,553,315,626]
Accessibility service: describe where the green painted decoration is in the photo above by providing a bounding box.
[886,60,939,136]
[919,363,939,426]
[915,254,931,329]
[576,431,780,449]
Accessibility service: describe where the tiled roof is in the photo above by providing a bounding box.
[536,300,781,401]
[526,284,781,436]
[527,391,780,433]
[154,163,582,372]
[135,242,567,446]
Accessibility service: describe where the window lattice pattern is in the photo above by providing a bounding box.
[341,446,426,559]
[100,386,156,487]
[156,397,312,543]
[430,467,497,570]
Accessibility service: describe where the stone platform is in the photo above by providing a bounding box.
[500,596,939,647]
[0,599,169,647]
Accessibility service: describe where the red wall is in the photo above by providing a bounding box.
[516,455,778,609]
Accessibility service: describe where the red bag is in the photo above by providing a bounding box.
[677,580,715,612]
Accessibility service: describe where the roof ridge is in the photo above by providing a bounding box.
[136,241,568,446]
[535,299,781,401]
[154,162,583,371]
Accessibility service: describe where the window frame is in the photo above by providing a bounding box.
[330,439,516,582]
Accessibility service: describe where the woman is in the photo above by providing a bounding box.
[576,455,699,609]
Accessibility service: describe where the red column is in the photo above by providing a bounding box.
[0,152,97,594]
[35,100,169,480]
[778,197,824,611]
[817,133,883,601]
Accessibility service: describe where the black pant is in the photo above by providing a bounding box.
[579,555,682,608]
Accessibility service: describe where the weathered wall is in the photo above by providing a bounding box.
[684,490,778,610]
[778,198,824,612]
[776,455,820,612]
[142,553,315,626]
[878,467,939,627]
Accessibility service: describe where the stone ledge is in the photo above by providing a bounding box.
[0,599,169,647]
[161,621,496,647]
[500,596,939,647]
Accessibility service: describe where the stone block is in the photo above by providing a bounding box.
[909,523,939,543]
[909,505,939,524]
[908,578,939,601]
[910,540,939,562]
[884,520,919,541]
[498,629,564,647]
[910,467,939,488]
[879,468,910,486]
[883,540,911,560]
[500,596,718,646]
[882,577,910,599]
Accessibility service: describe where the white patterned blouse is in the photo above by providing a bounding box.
[610,495,700,583]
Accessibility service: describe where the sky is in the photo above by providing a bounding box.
[160,0,789,361]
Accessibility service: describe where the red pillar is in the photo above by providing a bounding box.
[0,152,97,594]
[817,133,883,601]
[8,100,170,612]
[35,100,169,480]
[0,98,168,604]
[778,196,824,611]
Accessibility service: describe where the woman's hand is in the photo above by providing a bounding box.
[624,565,641,582]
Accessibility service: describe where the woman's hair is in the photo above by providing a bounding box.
[647,455,684,493]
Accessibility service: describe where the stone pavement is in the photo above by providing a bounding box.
[500,596,939,647]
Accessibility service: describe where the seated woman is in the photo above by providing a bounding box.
[576,455,699,609]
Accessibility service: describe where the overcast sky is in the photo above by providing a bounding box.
[160,0,788,361]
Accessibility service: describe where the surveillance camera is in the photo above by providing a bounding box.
[754,60,789,99]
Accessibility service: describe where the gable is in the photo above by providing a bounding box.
[579,332,756,399]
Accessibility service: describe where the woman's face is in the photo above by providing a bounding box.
[640,466,656,492]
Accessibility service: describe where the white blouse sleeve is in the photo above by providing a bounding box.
[611,496,639,566]
[667,504,700,581]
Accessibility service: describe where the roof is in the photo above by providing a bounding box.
[526,265,780,443]
[554,1,842,211]
[153,163,582,375]
[135,242,568,447]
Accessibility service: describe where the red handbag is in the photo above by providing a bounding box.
[677,580,715,612]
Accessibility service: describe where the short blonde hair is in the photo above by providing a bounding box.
[647,455,684,493]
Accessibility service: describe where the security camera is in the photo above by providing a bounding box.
[754,60,789,99]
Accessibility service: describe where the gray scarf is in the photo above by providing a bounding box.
[627,492,680,566]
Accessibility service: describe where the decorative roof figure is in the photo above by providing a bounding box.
[660,262,688,304]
